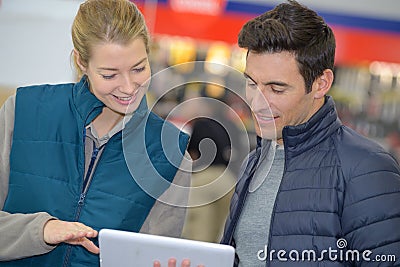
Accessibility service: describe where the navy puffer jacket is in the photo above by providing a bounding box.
[222,96,400,266]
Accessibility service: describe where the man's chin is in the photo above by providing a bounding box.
[257,128,278,141]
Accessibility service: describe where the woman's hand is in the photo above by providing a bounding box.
[43,219,99,254]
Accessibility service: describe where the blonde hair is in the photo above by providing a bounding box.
[71,0,150,78]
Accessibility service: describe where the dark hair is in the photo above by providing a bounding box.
[238,0,335,93]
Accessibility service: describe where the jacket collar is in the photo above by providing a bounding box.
[282,95,342,158]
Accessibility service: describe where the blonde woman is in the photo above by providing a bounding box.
[0,0,191,266]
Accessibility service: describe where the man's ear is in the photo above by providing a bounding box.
[74,49,87,74]
[313,69,334,99]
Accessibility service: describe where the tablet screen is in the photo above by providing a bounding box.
[99,229,235,267]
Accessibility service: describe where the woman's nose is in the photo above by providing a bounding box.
[119,76,139,95]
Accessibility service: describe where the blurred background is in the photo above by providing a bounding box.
[1,0,399,159]
[1,0,400,241]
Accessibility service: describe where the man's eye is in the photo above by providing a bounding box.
[271,88,284,94]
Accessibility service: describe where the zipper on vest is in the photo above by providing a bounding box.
[63,140,103,267]
[78,141,100,207]
[77,193,86,206]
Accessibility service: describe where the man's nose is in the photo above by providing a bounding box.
[251,89,270,113]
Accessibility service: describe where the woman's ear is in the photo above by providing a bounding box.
[313,69,334,99]
[74,49,87,74]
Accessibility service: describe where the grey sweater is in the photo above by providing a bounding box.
[0,95,192,261]
[234,142,285,266]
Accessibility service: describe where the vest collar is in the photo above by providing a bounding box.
[72,76,103,125]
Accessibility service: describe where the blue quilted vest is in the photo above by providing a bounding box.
[2,77,189,267]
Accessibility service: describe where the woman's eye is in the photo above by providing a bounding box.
[132,66,146,73]
[246,81,257,88]
[102,74,116,80]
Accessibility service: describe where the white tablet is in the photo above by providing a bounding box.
[99,229,235,267]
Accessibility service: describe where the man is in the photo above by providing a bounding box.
[220,1,400,266]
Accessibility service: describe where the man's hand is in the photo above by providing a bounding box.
[43,219,99,254]
[153,258,204,267]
